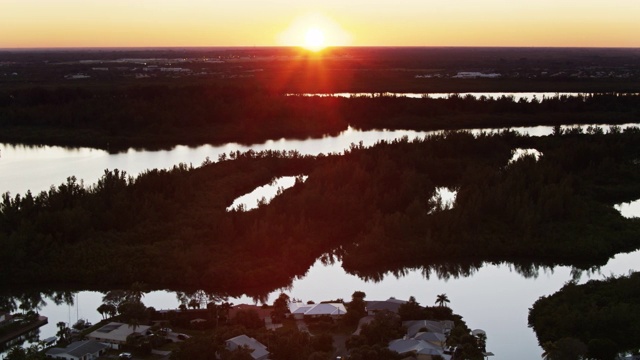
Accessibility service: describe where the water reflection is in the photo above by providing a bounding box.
[615,199,640,219]
[3,124,640,197]
[226,175,308,211]
[291,92,591,102]
[430,187,457,213]
[2,247,639,360]
[509,148,542,163]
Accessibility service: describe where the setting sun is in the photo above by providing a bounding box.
[304,28,326,51]
[277,13,352,49]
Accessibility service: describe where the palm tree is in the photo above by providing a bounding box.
[541,341,557,360]
[97,304,109,320]
[128,317,140,333]
[435,294,450,307]
[127,282,147,303]
[56,321,70,343]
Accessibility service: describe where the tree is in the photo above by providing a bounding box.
[127,282,147,303]
[435,294,450,307]
[359,311,404,346]
[541,337,587,360]
[344,291,367,327]
[232,309,263,329]
[5,345,46,360]
[541,341,557,360]
[587,338,618,360]
[476,332,487,352]
[347,344,402,360]
[170,334,221,360]
[56,321,71,343]
[188,299,201,310]
[272,293,290,323]
[97,303,115,320]
[398,296,424,320]
[102,290,127,314]
[310,333,334,353]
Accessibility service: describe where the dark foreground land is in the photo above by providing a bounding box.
[1,47,640,150]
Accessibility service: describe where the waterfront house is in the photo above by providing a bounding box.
[226,334,269,360]
[388,337,450,360]
[388,320,456,360]
[404,320,453,337]
[45,339,109,360]
[288,302,347,319]
[86,322,150,348]
[365,297,408,315]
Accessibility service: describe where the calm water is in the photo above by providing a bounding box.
[2,121,640,360]
[292,92,591,102]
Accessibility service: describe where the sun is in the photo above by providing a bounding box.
[304,27,326,52]
[277,13,352,49]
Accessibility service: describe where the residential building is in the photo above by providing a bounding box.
[365,297,408,315]
[86,322,150,348]
[226,334,269,360]
[388,320,456,360]
[45,339,109,360]
[288,302,346,319]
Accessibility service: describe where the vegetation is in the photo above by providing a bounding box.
[0,84,639,150]
[3,344,46,360]
[528,272,640,360]
[2,129,640,298]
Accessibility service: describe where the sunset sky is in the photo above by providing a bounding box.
[1,0,639,48]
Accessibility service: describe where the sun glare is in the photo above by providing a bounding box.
[304,28,326,51]
[277,13,352,49]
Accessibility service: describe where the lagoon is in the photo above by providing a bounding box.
[2,123,640,359]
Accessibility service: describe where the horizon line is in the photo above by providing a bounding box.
[1,45,640,52]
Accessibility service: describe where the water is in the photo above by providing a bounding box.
[509,148,542,163]
[226,176,307,212]
[0,128,425,197]
[2,123,639,197]
[6,249,640,360]
[430,187,457,212]
[2,120,640,359]
[291,92,590,102]
[615,199,640,219]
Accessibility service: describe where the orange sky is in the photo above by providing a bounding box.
[1,0,639,48]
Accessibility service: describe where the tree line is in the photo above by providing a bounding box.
[528,272,640,360]
[0,84,639,150]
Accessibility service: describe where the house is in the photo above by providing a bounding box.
[414,331,447,347]
[388,320,456,360]
[86,322,150,348]
[45,339,109,360]
[226,334,269,360]
[389,338,449,360]
[366,297,408,315]
[287,302,347,320]
[404,320,453,338]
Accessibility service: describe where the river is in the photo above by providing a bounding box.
[1,120,640,359]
